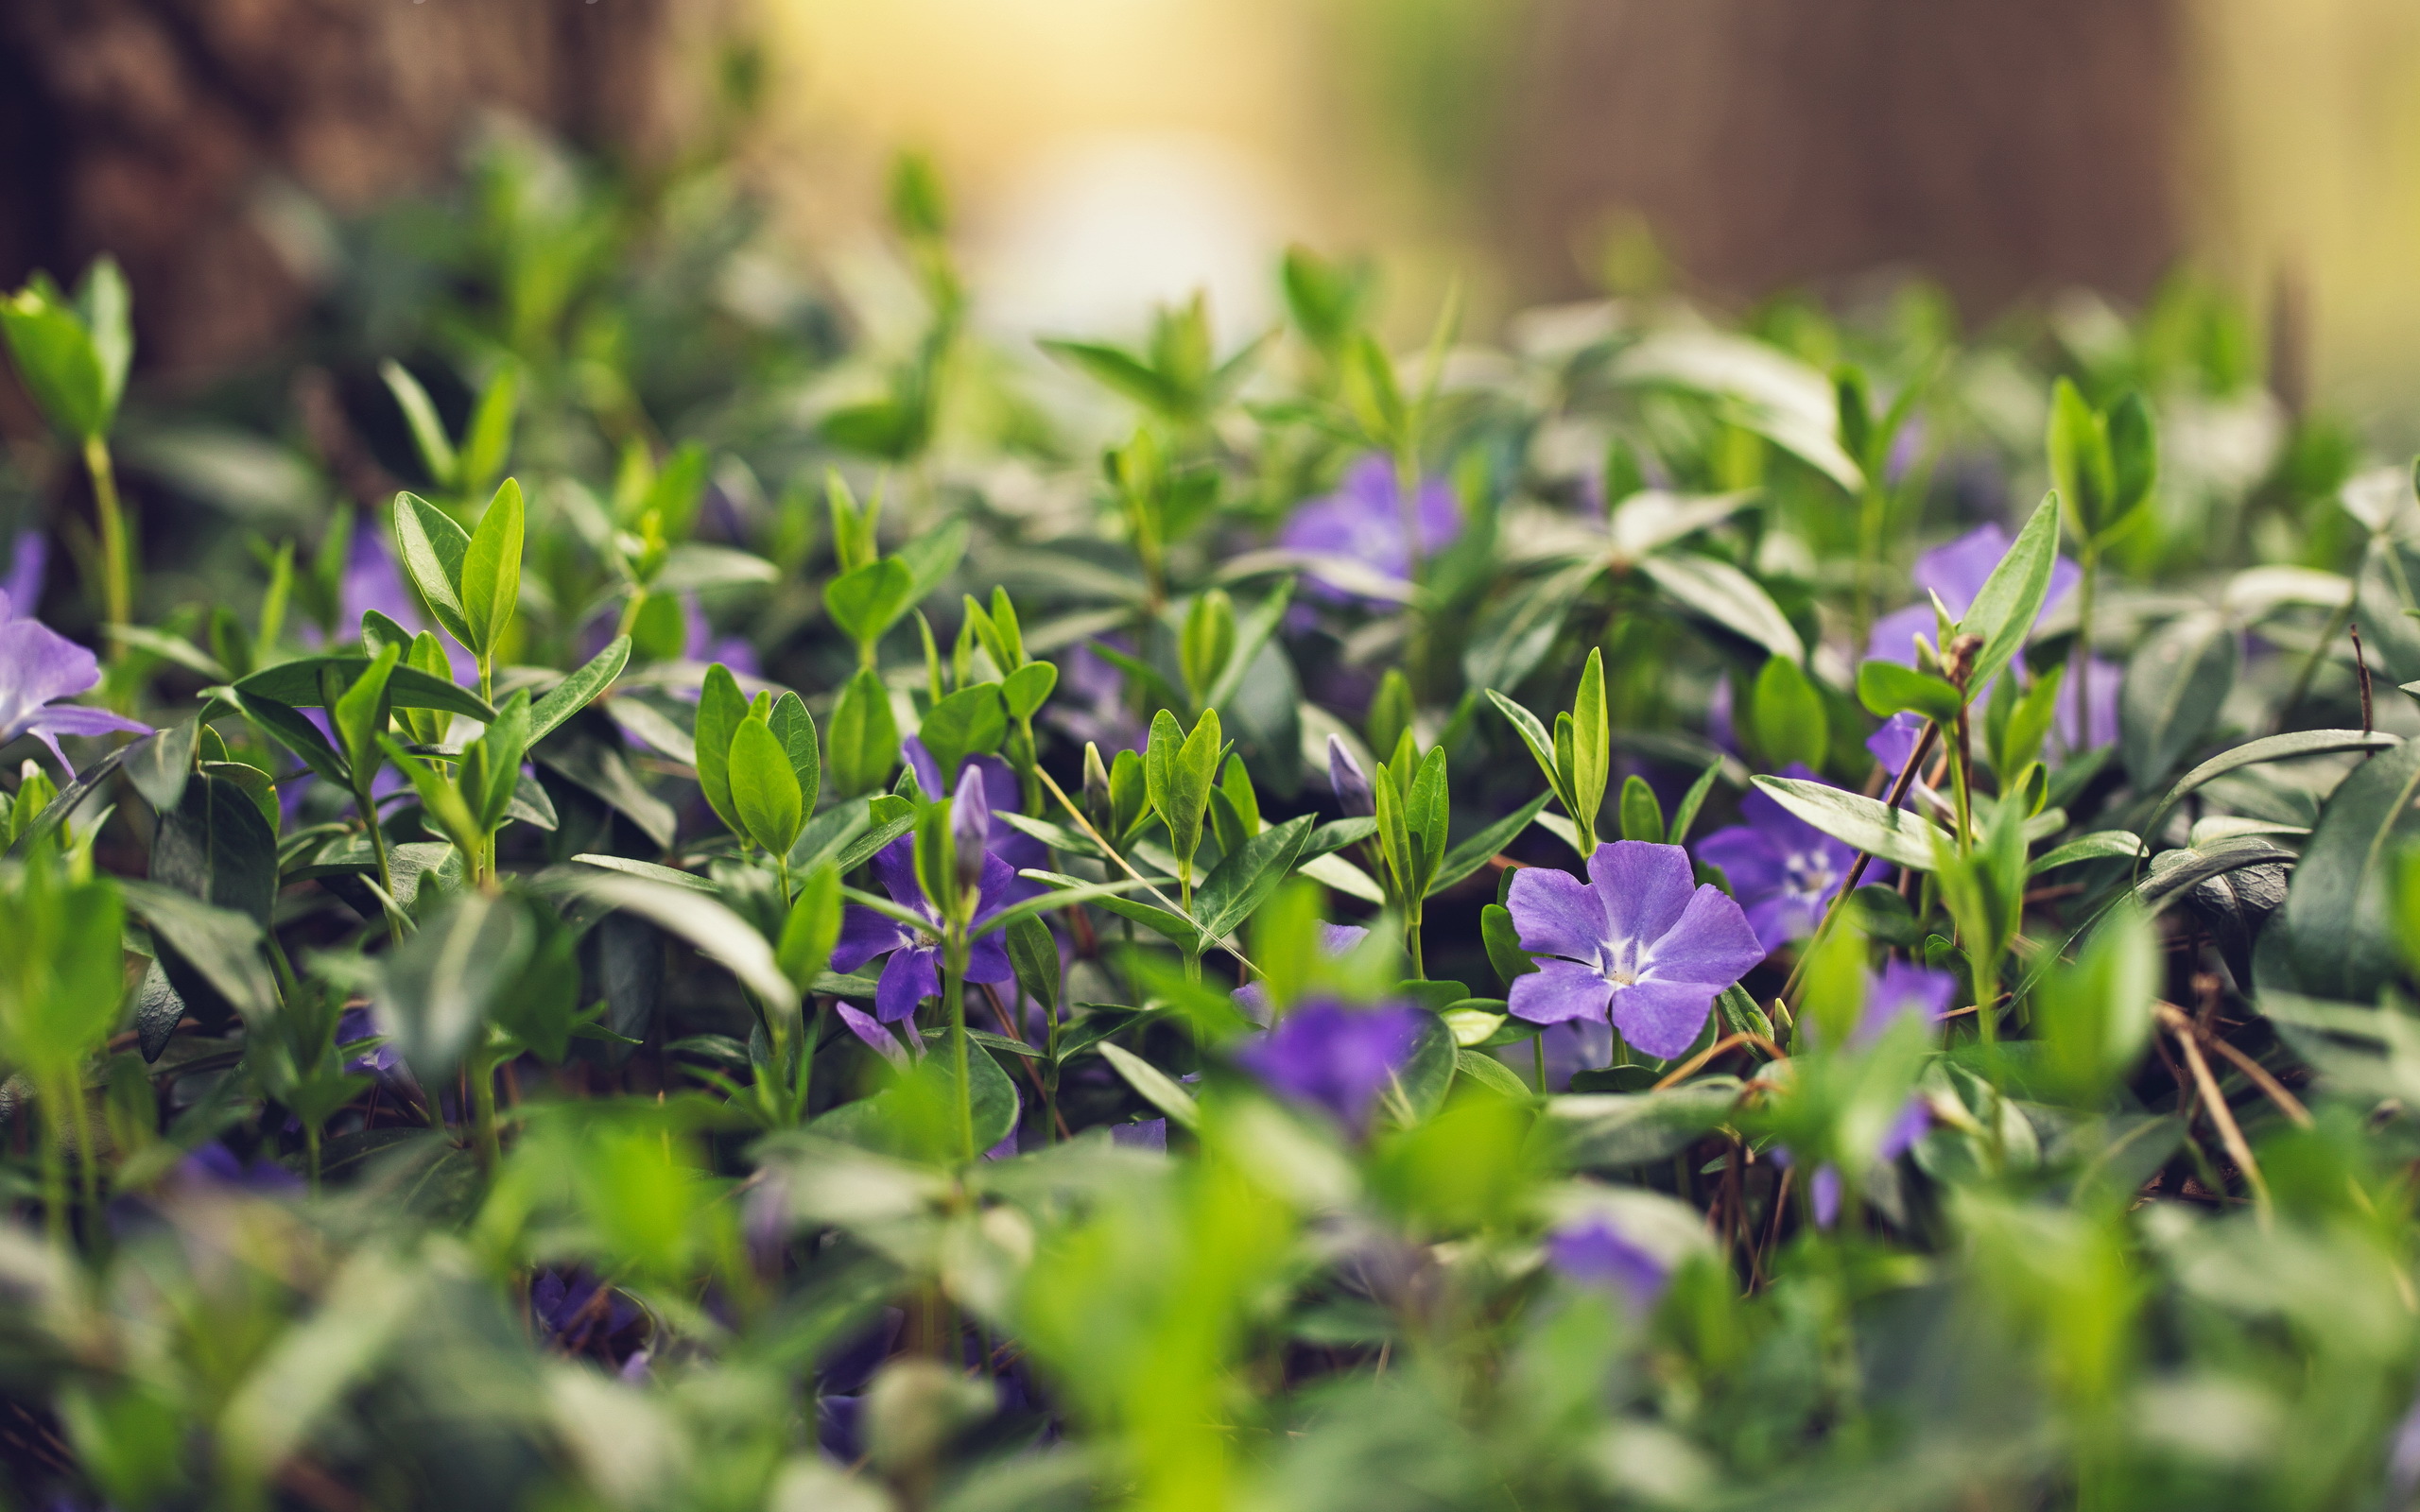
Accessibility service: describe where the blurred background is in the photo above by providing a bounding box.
[6,0,2420,435]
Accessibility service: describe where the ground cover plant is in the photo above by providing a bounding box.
[1,134,2418,1511]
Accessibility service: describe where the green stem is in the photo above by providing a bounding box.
[1406,902,1426,981]
[306,1122,323,1195]
[1948,703,1975,854]
[470,1048,503,1171]
[39,1078,70,1252]
[945,933,974,1163]
[360,789,406,946]
[614,588,648,642]
[1533,1038,1547,1094]
[82,437,132,647]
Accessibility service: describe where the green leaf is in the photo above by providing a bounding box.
[391,492,474,648]
[120,880,277,1030]
[331,643,401,780]
[767,690,821,816]
[1428,791,1552,898]
[1618,774,1665,844]
[2104,390,2158,525]
[1749,655,1828,770]
[729,713,806,855]
[1193,815,1316,940]
[124,717,199,816]
[824,558,913,648]
[1203,579,1297,713]
[1568,648,1609,845]
[379,890,531,1077]
[380,361,458,489]
[2138,729,2399,854]
[1096,1042,1200,1129]
[2118,610,2238,790]
[1484,690,1571,818]
[778,864,843,994]
[1002,661,1058,721]
[528,636,630,746]
[569,873,801,1012]
[897,517,971,610]
[3,270,113,439]
[151,772,279,928]
[1181,589,1236,701]
[1543,1081,1743,1167]
[572,854,719,894]
[458,477,524,657]
[1040,339,1186,415]
[1857,661,1962,726]
[457,363,520,496]
[1637,554,1804,662]
[2030,830,2146,874]
[1667,760,1724,846]
[693,662,752,837]
[1005,914,1061,1019]
[232,655,493,721]
[2047,377,2115,539]
[2276,736,2420,1003]
[222,690,349,788]
[1481,902,1537,988]
[1455,1048,1534,1100]
[919,683,1007,777]
[1753,774,1957,871]
[1957,491,2061,698]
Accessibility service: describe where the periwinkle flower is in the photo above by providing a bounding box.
[682,593,759,678]
[1233,997,1423,1134]
[1504,841,1766,1061]
[831,836,1017,1022]
[0,593,151,773]
[1847,960,1956,1049]
[1046,639,1141,755]
[1545,1213,1671,1311]
[1231,922,1369,1024]
[1280,455,1460,601]
[905,737,1046,898]
[1325,735,1374,817]
[1694,765,1865,954]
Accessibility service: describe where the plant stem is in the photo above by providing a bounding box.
[470,1049,503,1170]
[360,791,406,946]
[945,933,974,1163]
[1406,903,1426,980]
[1533,1038,1547,1094]
[39,1079,70,1251]
[82,437,131,646]
[1948,703,1975,854]
[306,1122,323,1195]
[795,1000,825,1124]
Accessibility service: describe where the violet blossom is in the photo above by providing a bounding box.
[1233,997,1424,1134]
[1863,523,2118,761]
[1842,959,1956,1049]
[1503,841,1766,1060]
[1545,1213,1672,1311]
[904,736,1047,894]
[830,835,1017,1022]
[1280,454,1460,601]
[1326,734,1374,816]
[0,593,151,773]
[1694,764,1866,954]
[1045,639,1142,755]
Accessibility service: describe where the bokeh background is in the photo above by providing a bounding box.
[7,0,2420,435]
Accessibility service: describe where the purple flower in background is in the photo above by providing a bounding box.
[1280,455,1460,601]
[336,1005,410,1083]
[904,737,1046,899]
[343,523,421,635]
[2052,656,2122,758]
[683,593,760,678]
[1866,712,1925,777]
[0,598,151,772]
[1694,765,1864,954]
[1783,1099,1931,1228]
[1046,640,1142,754]
[1850,960,1956,1049]
[1504,841,1766,1060]
[1326,735,1374,816]
[1864,524,2080,666]
[830,836,1016,1022]
[1232,922,1370,1024]
[1545,1213,1672,1310]
[1233,997,1423,1134]
[177,1142,303,1195]
[1110,1118,1167,1151]
[4,531,45,616]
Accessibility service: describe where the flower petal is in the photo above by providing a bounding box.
[1640,885,1768,988]
[870,835,929,916]
[1606,977,1721,1061]
[0,618,100,736]
[875,945,940,1022]
[1587,841,1696,954]
[836,1003,911,1069]
[1508,957,1615,1025]
[830,907,908,975]
[1504,866,1608,962]
[1693,825,1784,900]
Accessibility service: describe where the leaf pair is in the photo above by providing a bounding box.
[1145,708,1224,878]
[385,692,534,855]
[1373,739,1450,907]
[821,519,968,658]
[381,360,520,502]
[2047,378,2157,546]
[696,663,821,856]
[393,484,525,667]
[1488,648,1609,855]
[1,259,130,442]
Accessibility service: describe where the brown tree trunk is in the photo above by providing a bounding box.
[0,0,677,383]
[1498,0,2185,316]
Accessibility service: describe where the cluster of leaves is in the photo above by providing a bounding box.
[0,126,2417,1512]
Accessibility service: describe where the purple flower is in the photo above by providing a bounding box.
[2052,655,2122,759]
[1233,997,1423,1133]
[176,1142,303,1195]
[1045,639,1142,754]
[837,1002,915,1068]
[1863,523,2080,666]
[336,1005,409,1082]
[0,599,150,773]
[1851,960,1956,1049]
[682,593,760,678]
[1109,1118,1167,1151]
[1279,455,1460,600]
[1232,922,1370,1024]
[1694,764,1864,954]
[1326,735,1374,816]
[1545,1213,1671,1310]
[1786,1099,1931,1228]
[830,836,1017,1022]
[5,531,45,616]
[1866,712,1925,777]
[904,737,1046,898]
[342,523,421,638]
[1503,841,1766,1061]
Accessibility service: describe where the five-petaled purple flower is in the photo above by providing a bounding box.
[1504,841,1766,1061]
[1863,523,2117,767]
[1233,997,1423,1134]
[1280,455,1460,601]
[1545,1213,1671,1311]
[1694,764,1866,954]
[830,835,1017,1022]
[0,593,151,773]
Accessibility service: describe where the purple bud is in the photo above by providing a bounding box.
[951,767,992,893]
[1327,735,1374,817]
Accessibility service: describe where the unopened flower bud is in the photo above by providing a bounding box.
[1327,735,1374,817]
[950,767,992,895]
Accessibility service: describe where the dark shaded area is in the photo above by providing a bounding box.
[1501,0,2184,314]
[0,0,678,385]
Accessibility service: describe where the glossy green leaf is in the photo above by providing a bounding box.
[2118,610,2238,790]
[693,662,752,837]
[458,477,524,657]
[920,683,1007,778]
[729,713,805,855]
[1957,490,2061,698]
[1857,660,1962,725]
[391,492,474,648]
[528,636,630,746]
[1753,774,1957,871]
